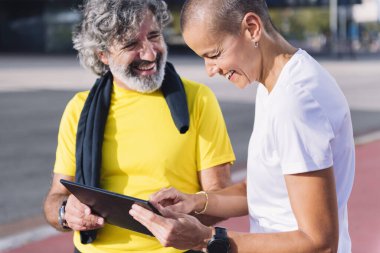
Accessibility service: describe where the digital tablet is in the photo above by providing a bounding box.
[60,179,160,236]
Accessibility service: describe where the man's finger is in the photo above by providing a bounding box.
[65,214,88,230]
[68,195,91,216]
[82,213,104,227]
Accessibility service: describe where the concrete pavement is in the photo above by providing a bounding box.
[0,54,380,252]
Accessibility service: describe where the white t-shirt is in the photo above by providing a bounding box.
[247,49,355,253]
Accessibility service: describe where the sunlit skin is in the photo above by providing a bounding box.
[99,11,167,91]
[182,12,297,92]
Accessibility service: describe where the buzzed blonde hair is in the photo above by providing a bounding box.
[180,0,276,36]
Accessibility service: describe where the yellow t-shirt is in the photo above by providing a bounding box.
[54,78,235,253]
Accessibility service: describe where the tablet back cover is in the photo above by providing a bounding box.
[60,179,157,236]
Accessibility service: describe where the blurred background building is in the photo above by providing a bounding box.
[1,0,379,55]
[1,1,380,252]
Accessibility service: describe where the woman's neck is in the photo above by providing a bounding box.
[258,33,297,93]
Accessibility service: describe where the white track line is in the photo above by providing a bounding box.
[0,225,59,252]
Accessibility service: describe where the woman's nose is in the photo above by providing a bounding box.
[205,59,219,77]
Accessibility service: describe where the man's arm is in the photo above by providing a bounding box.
[43,173,74,231]
[197,163,232,191]
[43,173,104,231]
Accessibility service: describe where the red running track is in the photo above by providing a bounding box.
[3,140,380,253]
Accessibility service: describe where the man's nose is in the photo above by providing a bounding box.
[139,41,157,61]
[205,59,219,77]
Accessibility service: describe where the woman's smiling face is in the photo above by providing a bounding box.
[183,19,261,89]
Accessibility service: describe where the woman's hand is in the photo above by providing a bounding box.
[149,187,202,214]
[64,194,104,231]
[130,203,212,250]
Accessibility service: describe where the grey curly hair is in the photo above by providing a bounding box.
[73,0,171,76]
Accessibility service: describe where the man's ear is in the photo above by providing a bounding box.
[98,51,109,65]
[242,12,262,42]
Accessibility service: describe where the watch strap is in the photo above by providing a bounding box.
[214,226,228,239]
[58,200,70,230]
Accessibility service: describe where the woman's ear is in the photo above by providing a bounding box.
[242,12,262,42]
[98,51,109,65]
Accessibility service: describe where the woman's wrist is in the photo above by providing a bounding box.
[193,191,208,214]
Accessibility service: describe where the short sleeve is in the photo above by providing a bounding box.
[194,86,235,171]
[53,92,87,176]
[273,87,334,174]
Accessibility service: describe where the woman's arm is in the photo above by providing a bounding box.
[133,167,339,253]
[149,180,248,218]
[196,162,235,225]
[218,167,339,253]
[200,180,248,218]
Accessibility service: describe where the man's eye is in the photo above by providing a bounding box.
[123,42,137,50]
[148,34,161,41]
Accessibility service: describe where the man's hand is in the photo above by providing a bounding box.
[129,203,212,250]
[64,194,104,231]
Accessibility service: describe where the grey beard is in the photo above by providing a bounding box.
[108,50,167,93]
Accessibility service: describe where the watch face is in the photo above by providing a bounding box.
[207,239,229,253]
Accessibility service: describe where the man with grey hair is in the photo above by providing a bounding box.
[43,0,235,253]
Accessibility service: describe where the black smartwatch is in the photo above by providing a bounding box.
[207,227,230,253]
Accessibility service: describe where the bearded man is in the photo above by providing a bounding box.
[43,1,235,253]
